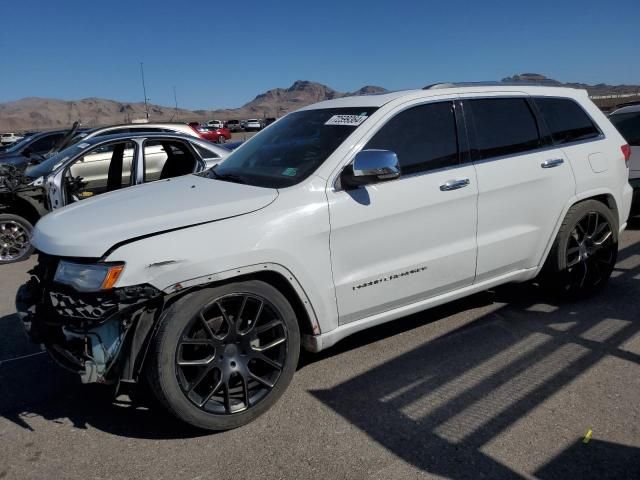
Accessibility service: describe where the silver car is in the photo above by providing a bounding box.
[69,123,200,146]
[0,132,229,263]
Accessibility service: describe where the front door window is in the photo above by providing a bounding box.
[66,141,135,202]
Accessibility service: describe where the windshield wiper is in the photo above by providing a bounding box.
[209,169,247,184]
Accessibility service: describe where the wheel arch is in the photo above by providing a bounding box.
[124,264,321,385]
[0,195,43,226]
[535,190,620,276]
[162,263,321,339]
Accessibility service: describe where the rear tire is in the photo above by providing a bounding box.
[0,214,34,264]
[539,200,618,298]
[217,135,226,144]
[147,280,300,430]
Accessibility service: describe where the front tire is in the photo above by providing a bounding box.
[540,200,618,298]
[0,214,34,264]
[147,280,300,430]
[217,135,226,144]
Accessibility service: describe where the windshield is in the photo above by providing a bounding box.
[204,107,377,188]
[24,142,89,179]
[3,135,35,153]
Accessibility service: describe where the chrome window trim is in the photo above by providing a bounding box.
[461,95,606,164]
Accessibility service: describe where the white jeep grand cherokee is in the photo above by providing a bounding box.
[17,84,633,430]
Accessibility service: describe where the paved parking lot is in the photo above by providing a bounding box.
[0,220,639,479]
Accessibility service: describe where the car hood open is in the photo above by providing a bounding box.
[32,174,278,258]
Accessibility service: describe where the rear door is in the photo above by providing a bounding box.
[462,94,575,282]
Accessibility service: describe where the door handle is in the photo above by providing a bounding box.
[439,178,470,191]
[541,158,564,168]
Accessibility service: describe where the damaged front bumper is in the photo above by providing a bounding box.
[16,254,163,384]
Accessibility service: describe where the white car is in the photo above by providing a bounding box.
[609,103,640,189]
[244,119,262,131]
[0,132,23,145]
[18,84,633,431]
[207,120,224,129]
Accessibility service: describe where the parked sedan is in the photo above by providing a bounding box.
[0,128,78,165]
[0,133,23,145]
[225,119,242,132]
[0,132,229,263]
[188,122,232,143]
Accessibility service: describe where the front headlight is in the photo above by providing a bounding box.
[54,261,125,292]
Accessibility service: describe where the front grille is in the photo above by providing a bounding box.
[49,291,118,320]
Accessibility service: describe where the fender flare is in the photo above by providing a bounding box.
[161,262,321,336]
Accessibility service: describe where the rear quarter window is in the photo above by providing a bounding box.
[535,97,600,145]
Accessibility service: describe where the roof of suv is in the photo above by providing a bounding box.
[301,85,590,110]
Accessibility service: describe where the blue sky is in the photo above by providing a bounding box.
[1,0,638,110]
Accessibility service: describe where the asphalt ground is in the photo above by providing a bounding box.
[0,219,639,479]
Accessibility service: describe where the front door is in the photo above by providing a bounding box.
[327,100,478,324]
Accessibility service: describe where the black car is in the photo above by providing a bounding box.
[0,126,81,167]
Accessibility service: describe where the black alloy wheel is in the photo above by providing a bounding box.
[147,281,300,430]
[541,199,618,297]
[176,293,288,414]
[564,211,615,292]
[0,214,34,264]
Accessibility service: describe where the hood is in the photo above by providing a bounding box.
[32,174,278,258]
[0,153,29,167]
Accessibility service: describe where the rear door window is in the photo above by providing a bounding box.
[466,98,541,160]
[364,101,459,175]
[143,139,198,182]
[535,97,600,144]
[610,111,640,146]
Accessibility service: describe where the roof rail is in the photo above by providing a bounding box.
[422,81,570,90]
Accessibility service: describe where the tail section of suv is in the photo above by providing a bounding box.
[17,84,632,431]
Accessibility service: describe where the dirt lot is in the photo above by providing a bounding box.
[0,221,639,479]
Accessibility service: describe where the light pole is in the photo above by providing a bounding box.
[140,62,150,121]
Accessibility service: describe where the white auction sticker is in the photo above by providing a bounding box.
[325,114,368,126]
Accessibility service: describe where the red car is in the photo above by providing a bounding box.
[188,122,232,144]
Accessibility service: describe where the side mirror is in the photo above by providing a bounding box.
[21,147,32,158]
[341,149,401,188]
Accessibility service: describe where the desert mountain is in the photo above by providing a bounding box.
[0,81,388,131]
[1,74,638,131]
